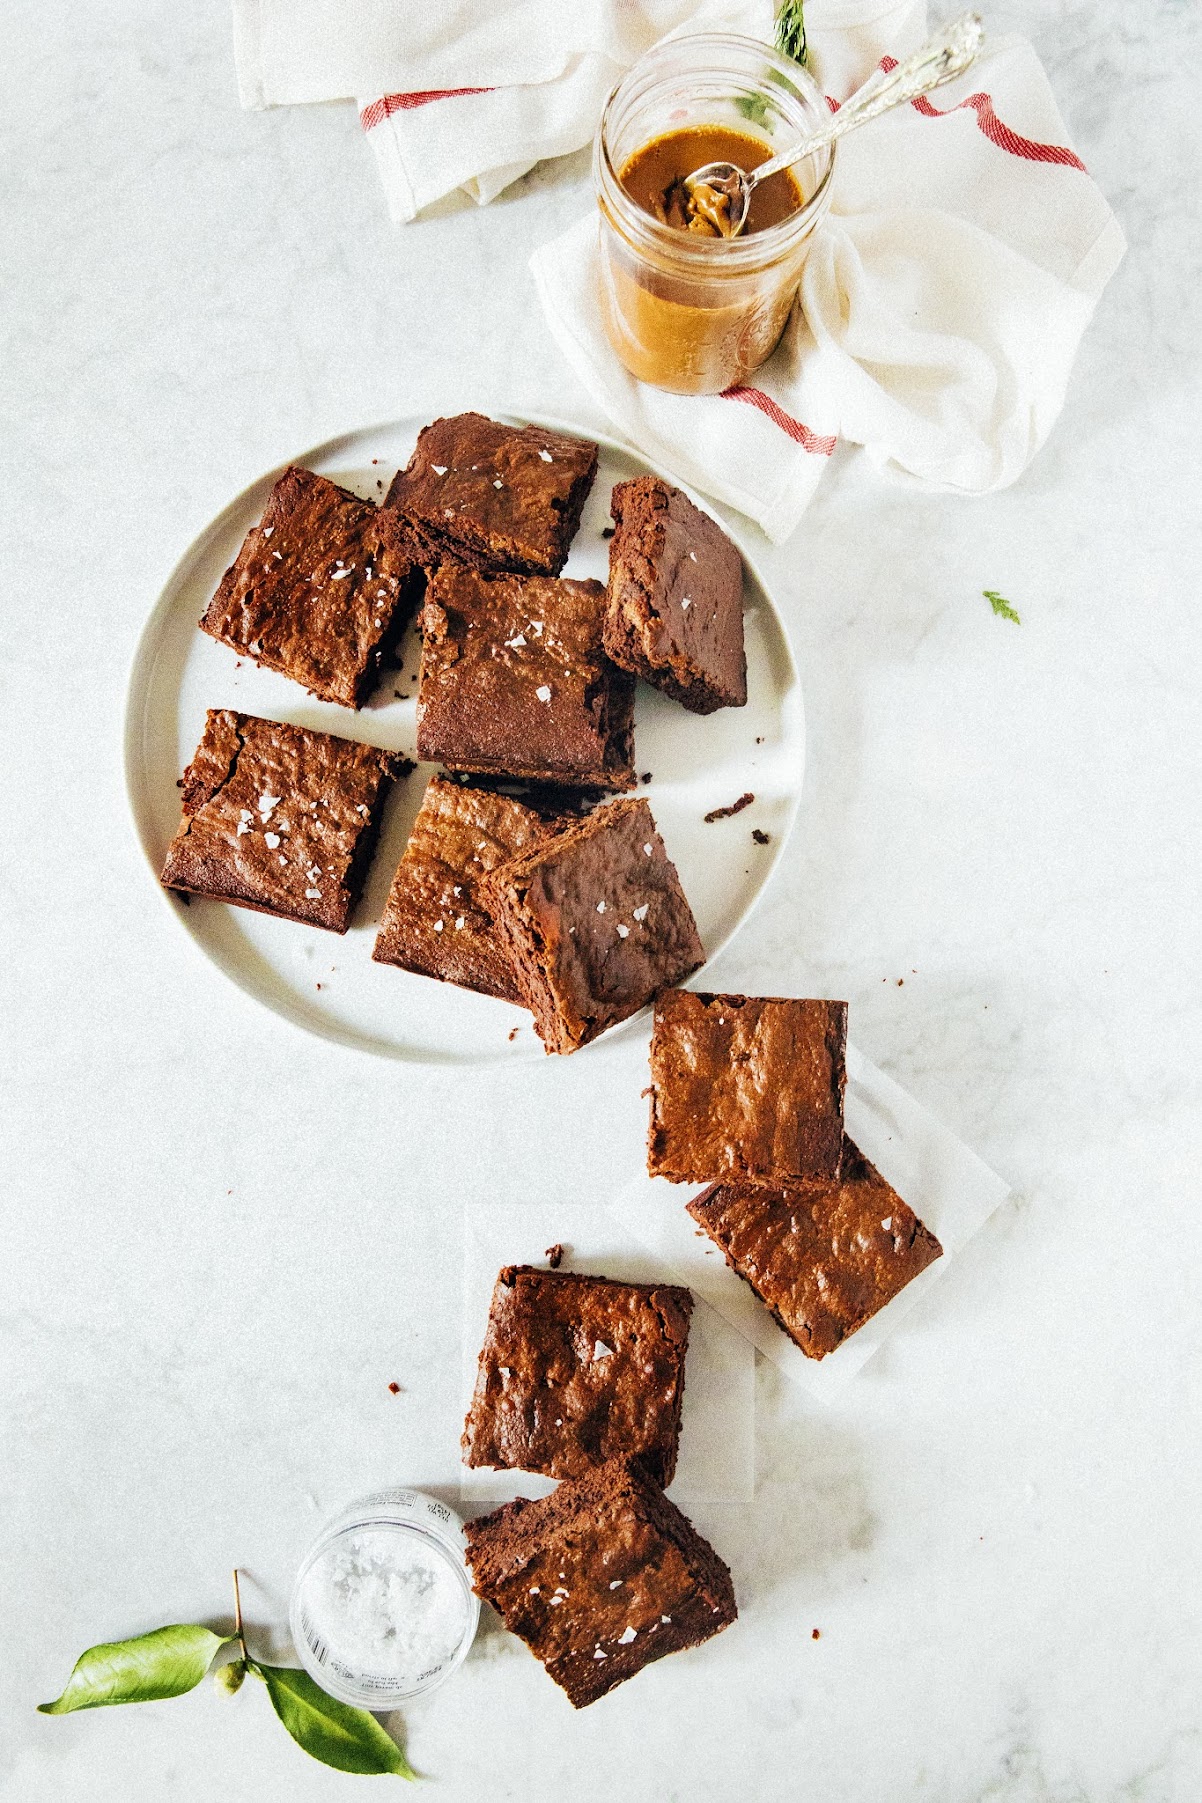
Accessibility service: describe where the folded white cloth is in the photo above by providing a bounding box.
[233,0,774,221]
[531,11,1126,539]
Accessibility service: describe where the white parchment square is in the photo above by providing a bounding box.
[460,1206,755,1514]
[607,1043,1011,1401]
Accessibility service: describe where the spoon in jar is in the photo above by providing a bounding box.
[684,10,985,238]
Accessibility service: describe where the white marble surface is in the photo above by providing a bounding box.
[3,1,1201,1798]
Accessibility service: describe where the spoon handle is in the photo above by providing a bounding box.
[752,10,984,186]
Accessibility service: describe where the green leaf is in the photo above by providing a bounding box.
[39,1624,231,1714]
[776,0,808,65]
[251,1664,416,1779]
[983,589,1022,624]
[734,93,772,127]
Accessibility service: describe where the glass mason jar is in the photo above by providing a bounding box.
[594,32,836,396]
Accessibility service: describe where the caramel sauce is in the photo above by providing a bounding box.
[620,125,805,236]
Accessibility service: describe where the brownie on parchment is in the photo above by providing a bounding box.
[372,776,562,1002]
[200,467,426,709]
[686,1142,943,1359]
[417,565,636,791]
[464,1457,736,1708]
[160,710,406,933]
[462,1265,693,1485]
[483,799,704,1055]
[604,476,746,715]
[647,991,847,1185]
[385,413,598,575]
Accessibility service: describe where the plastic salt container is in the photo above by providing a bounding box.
[289,1489,480,1707]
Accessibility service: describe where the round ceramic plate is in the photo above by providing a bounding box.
[124,415,804,1065]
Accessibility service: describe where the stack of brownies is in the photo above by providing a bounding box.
[460,1263,736,1707]
[160,412,750,1053]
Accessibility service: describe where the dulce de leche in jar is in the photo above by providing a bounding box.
[594,33,835,395]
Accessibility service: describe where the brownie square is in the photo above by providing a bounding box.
[604,476,746,715]
[648,991,847,1185]
[417,565,636,790]
[160,710,405,933]
[687,1141,943,1358]
[464,1457,736,1708]
[484,799,704,1055]
[372,776,561,1002]
[462,1265,693,1484]
[200,466,426,709]
[385,412,598,575]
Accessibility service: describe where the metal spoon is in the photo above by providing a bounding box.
[684,11,985,238]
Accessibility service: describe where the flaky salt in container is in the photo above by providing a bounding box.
[289,1488,480,1707]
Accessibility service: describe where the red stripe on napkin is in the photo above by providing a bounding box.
[878,56,1087,170]
[721,386,837,455]
[360,88,494,131]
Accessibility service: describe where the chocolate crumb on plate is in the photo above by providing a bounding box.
[751,828,770,845]
[545,1243,565,1268]
[704,792,754,823]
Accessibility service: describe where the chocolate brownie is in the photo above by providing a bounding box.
[687,1141,943,1358]
[464,1457,736,1708]
[648,991,847,1185]
[462,1266,693,1484]
[417,565,636,790]
[372,776,560,1002]
[385,413,598,575]
[484,799,704,1055]
[160,710,405,932]
[604,476,746,714]
[200,467,425,709]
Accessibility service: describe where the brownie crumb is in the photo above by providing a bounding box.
[751,829,770,845]
[755,736,764,744]
[704,792,754,823]
[641,772,653,784]
[812,1628,821,1640]
[377,479,384,490]
[388,1381,401,1395]
[640,1085,653,1098]
[508,1027,520,1041]
[601,526,615,538]
[175,778,184,788]
[544,1243,565,1269]
[315,983,322,991]
[897,977,904,985]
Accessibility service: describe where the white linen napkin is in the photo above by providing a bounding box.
[531,11,1127,541]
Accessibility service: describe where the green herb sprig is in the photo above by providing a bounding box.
[734,4,808,125]
[39,1570,415,1780]
[983,589,1021,624]
[776,0,808,66]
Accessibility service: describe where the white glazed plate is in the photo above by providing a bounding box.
[124,415,805,1065]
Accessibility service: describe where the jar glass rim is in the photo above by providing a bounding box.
[595,31,836,272]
